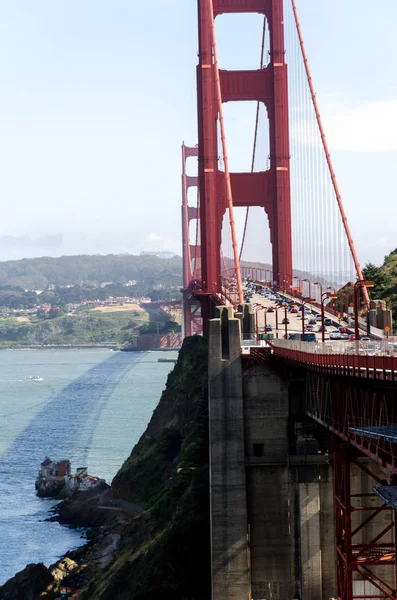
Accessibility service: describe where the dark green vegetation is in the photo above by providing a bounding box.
[0,252,183,344]
[0,253,182,291]
[0,308,173,346]
[363,250,397,325]
[0,254,182,310]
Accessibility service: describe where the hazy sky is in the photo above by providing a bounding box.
[0,1,396,266]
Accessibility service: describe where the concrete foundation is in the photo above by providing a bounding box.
[208,307,336,600]
[208,307,251,600]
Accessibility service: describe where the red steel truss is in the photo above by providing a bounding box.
[302,368,397,475]
[181,143,202,336]
[196,0,293,324]
[333,443,397,600]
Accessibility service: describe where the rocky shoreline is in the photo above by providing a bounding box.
[0,464,146,598]
[0,336,210,600]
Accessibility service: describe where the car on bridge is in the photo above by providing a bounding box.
[265,324,273,331]
[267,307,274,313]
[330,330,342,339]
[308,318,316,325]
[282,318,290,324]
[316,314,322,321]
[324,318,332,326]
[290,308,299,314]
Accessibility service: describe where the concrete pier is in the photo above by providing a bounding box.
[208,306,337,600]
[208,307,251,600]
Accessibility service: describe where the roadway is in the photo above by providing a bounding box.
[241,284,396,359]
[245,288,336,341]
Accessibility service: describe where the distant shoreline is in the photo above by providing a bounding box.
[0,344,181,351]
[0,344,119,350]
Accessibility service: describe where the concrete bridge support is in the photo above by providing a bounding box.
[208,306,251,600]
[208,307,337,600]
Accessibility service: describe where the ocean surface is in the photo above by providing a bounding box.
[0,348,177,585]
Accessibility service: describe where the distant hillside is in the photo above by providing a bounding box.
[0,254,182,290]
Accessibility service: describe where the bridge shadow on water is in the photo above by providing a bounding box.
[0,351,142,487]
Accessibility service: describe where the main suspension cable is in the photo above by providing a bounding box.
[290,0,369,307]
[209,0,243,305]
[239,16,267,262]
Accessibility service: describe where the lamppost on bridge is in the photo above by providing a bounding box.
[354,281,374,340]
[253,303,267,340]
[301,297,316,341]
[315,281,336,311]
[274,304,288,339]
[320,292,338,343]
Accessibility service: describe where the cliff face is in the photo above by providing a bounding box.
[112,335,208,506]
[78,334,210,599]
[0,335,211,600]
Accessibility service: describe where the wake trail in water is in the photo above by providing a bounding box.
[0,352,141,481]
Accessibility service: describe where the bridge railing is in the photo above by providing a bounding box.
[272,339,397,357]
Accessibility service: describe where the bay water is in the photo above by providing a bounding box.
[0,348,177,585]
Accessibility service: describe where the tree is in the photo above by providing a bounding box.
[362,263,392,297]
[48,305,63,319]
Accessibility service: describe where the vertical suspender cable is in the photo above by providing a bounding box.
[290,0,369,307]
[239,17,267,262]
[208,0,244,305]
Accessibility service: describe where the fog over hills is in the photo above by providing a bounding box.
[0,233,181,262]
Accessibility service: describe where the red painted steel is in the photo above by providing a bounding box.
[209,0,244,305]
[271,345,397,382]
[196,0,293,320]
[181,143,202,336]
[333,444,396,600]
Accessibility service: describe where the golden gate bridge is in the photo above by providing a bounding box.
[180,2,397,600]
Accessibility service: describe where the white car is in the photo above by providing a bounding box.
[315,314,322,322]
[330,330,342,340]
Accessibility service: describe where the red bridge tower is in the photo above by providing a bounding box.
[197,0,293,314]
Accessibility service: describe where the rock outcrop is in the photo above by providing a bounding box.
[0,563,54,600]
[36,473,108,499]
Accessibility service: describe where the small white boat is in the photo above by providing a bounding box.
[25,376,44,382]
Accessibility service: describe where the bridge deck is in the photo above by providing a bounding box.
[263,339,397,381]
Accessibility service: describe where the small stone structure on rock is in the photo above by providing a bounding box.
[35,457,106,498]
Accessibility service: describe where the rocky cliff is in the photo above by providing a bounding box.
[0,335,210,600]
